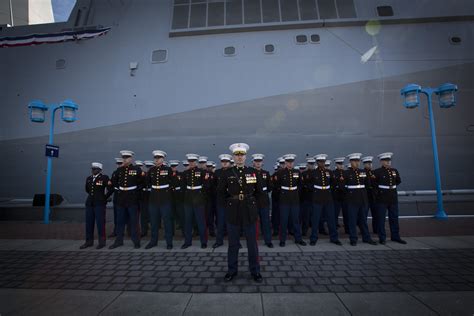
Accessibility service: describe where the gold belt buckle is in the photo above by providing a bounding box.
[238,194,244,201]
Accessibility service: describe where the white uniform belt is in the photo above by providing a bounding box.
[119,186,137,191]
[151,184,170,190]
[281,186,298,191]
[346,185,365,189]
[187,185,202,190]
[174,187,181,191]
[142,188,151,192]
[314,185,331,190]
[262,187,267,191]
[378,185,397,189]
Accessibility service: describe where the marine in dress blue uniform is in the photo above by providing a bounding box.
[303,154,342,246]
[212,154,232,248]
[373,152,407,245]
[218,143,263,283]
[81,162,112,249]
[300,158,315,236]
[362,156,378,234]
[341,153,377,246]
[109,150,144,249]
[109,157,123,238]
[252,154,274,248]
[181,154,211,249]
[333,157,348,233]
[146,150,176,249]
[273,154,307,247]
[270,157,284,237]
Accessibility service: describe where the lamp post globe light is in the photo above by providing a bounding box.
[27,100,79,224]
[400,83,458,220]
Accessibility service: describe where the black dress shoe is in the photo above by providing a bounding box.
[364,240,377,245]
[279,241,285,247]
[252,273,263,283]
[350,241,357,246]
[181,244,191,249]
[134,242,141,249]
[145,243,156,249]
[310,241,316,246]
[379,240,386,245]
[109,242,123,249]
[201,243,207,249]
[224,272,237,282]
[167,245,173,250]
[80,242,93,249]
[296,240,307,246]
[96,243,106,250]
[331,240,343,246]
[266,243,274,248]
[212,242,223,249]
[392,238,407,244]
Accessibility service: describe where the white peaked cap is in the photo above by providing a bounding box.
[152,150,167,158]
[283,154,296,161]
[186,153,199,161]
[229,143,250,154]
[378,152,393,160]
[91,162,103,169]
[252,153,265,161]
[120,150,134,157]
[314,154,328,161]
[347,153,362,160]
[144,160,154,166]
[169,160,180,166]
[219,154,232,161]
[362,156,374,163]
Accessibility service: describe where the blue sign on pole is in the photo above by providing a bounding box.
[45,144,59,158]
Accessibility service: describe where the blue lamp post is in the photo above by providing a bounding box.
[400,83,458,220]
[28,100,79,224]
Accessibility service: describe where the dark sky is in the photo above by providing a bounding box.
[52,0,76,22]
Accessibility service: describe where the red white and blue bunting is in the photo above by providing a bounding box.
[0,27,111,48]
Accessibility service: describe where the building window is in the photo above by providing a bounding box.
[264,44,275,53]
[151,50,168,63]
[299,0,318,20]
[310,34,320,43]
[244,0,261,24]
[224,46,236,56]
[189,3,207,28]
[172,5,189,29]
[336,0,356,18]
[208,1,225,26]
[295,34,308,44]
[377,5,394,17]
[262,0,280,23]
[318,0,337,19]
[226,0,243,25]
[281,0,299,22]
